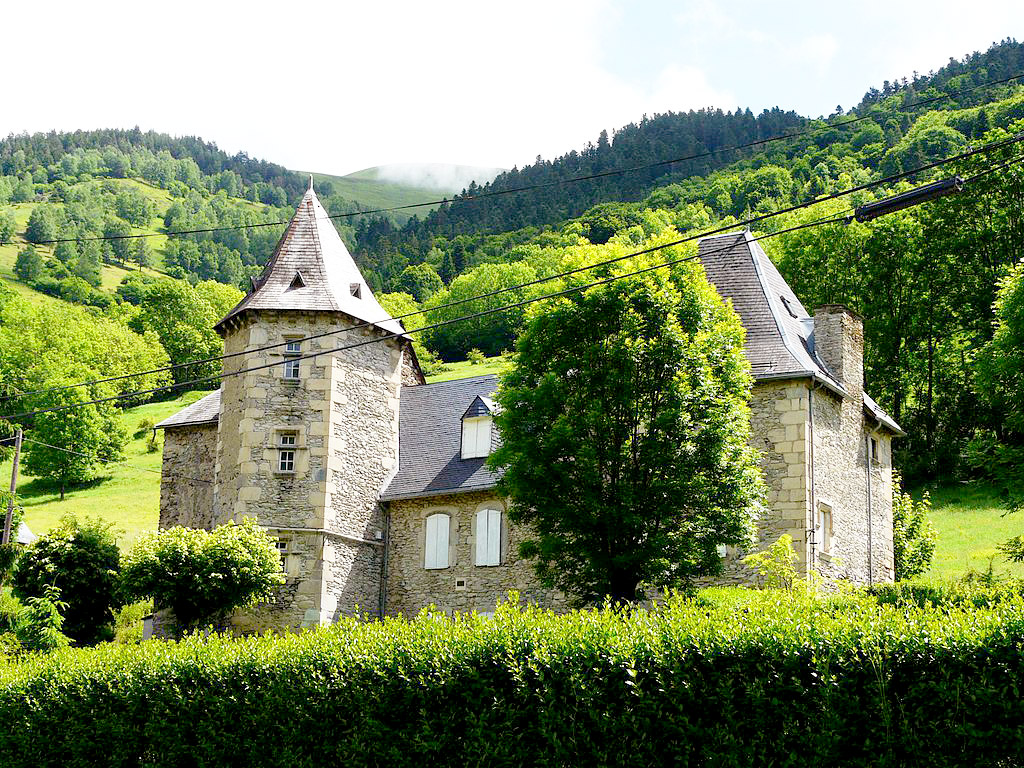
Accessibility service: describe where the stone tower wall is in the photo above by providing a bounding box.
[215,310,405,629]
[158,423,217,530]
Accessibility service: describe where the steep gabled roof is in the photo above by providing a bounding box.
[697,231,845,396]
[215,181,407,338]
[381,375,500,501]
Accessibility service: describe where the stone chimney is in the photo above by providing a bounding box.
[813,305,864,399]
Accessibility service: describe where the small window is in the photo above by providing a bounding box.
[870,437,880,465]
[475,508,502,566]
[278,433,296,473]
[273,537,290,558]
[283,339,301,380]
[461,416,492,459]
[349,282,362,299]
[816,503,833,554]
[425,513,450,569]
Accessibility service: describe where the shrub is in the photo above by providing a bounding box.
[12,516,122,645]
[466,347,485,365]
[120,518,285,633]
[742,534,798,588]
[892,473,936,580]
[1,592,1024,766]
[14,585,69,653]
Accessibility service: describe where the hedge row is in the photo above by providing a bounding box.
[2,590,1024,767]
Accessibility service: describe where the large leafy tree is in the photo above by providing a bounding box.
[12,516,122,645]
[490,263,764,604]
[121,518,285,633]
[21,380,129,500]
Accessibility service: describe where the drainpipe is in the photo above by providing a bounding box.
[865,432,874,585]
[379,504,390,619]
[807,384,817,573]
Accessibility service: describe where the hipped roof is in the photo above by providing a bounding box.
[215,182,407,338]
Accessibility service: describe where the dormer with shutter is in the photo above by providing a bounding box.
[461,395,495,460]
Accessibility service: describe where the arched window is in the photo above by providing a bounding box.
[424,513,450,569]
[475,507,502,566]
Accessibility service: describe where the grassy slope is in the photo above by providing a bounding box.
[920,482,1024,580]
[0,392,209,552]
[305,171,443,224]
[426,354,510,383]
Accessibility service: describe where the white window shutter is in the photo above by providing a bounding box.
[425,514,449,569]
[476,508,501,566]
[486,508,500,565]
[461,417,493,459]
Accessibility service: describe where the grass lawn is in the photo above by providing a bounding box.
[918,481,1024,581]
[0,391,210,552]
[426,354,511,383]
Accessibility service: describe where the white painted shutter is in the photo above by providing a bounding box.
[425,514,449,569]
[461,417,493,459]
[476,508,501,566]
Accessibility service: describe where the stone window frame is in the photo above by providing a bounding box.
[472,501,506,567]
[423,509,455,570]
[282,337,302,382]
[869,435,881,466]
[276,431,298,474]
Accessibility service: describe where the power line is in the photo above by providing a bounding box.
[25,72,1024,247]
[20,437,213,485]
[4,131,1021,408]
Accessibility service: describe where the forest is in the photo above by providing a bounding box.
[1,38,1023,495]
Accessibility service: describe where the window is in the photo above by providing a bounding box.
[278,433,296,473]
[273,537,291,559]
[869,437,880,465]
[461,416,492,459]
[816,502,833,554]
[424,513,450,569]
[283,339,301,380]
[475,508,502,566]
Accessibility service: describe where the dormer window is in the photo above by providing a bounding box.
[461,395,495,459]
[349,282,362,299]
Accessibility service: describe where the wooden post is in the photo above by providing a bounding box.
[2,428,23,547]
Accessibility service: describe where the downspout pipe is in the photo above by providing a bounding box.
[865,432,874,585]
[808,384,817,573]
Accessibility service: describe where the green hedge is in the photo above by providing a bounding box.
[2,591,1024,767]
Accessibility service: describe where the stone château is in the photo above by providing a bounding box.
[156,182,902,630]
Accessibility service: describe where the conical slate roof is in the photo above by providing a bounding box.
[215,181,407,338]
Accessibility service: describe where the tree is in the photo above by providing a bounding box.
[21,382,128,500]
[121,518,285,633]
[73,241,102,287]
[891,473,936,580]
[132,237,153,270]
[12,516,122,645]
[24,206,57,244]
[0,211,15,244]
[489,267,763,604]
[13,245,43,282]
[397,263,444,302]
[103,216,133,264]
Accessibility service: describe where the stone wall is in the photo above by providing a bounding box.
[385,491,567,617]
[158,423,217,530]
[215,310,406,628]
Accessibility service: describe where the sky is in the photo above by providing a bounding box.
[2,1,1021,179]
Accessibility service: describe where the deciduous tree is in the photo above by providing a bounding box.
[490,264,763,604]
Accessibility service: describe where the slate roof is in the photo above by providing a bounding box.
[155,390,221,429]
[697,231,845,394]
[381,375,500,501]
[215,181,407,338]
[698,230,900,434]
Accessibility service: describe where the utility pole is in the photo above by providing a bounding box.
[2,428,23,547]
